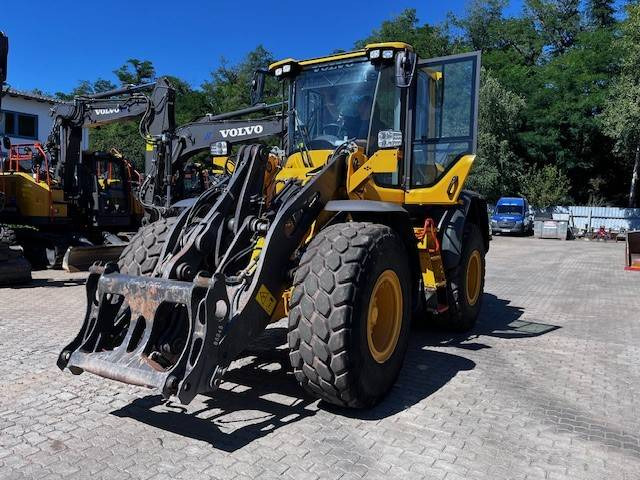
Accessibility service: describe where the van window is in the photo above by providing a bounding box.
[497,204,523,215]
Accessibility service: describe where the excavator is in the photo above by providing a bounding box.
[1,70,285,270]
[0,31,31,284]
[0,78,176,268]
[59,43,489,409]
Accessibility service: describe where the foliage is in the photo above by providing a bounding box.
[466,69,526,202]
[601,3,640,206]
[520,164,572,208]
[49,3,638,206]
[113,59,155,85]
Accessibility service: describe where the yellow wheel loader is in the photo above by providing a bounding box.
[58,43,489,408]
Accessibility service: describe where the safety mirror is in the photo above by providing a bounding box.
[395,50,417,88]
[250,70,266,106]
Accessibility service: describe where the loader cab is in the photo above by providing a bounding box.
[270,44,480,205]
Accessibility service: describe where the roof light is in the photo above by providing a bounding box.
[282,64,291,73]
[369,49,381,60]
[382,49,394,59]
[274,67,283,77]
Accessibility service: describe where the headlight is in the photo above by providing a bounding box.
[515,220,523,224]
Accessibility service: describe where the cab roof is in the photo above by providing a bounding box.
[268,42,413,71]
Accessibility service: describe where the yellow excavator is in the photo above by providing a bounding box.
[59,43,489,408]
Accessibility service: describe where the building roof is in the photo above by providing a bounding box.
[4,88,65,104]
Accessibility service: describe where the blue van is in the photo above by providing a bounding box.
[491,197,533,235]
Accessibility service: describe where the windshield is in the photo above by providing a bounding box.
[496,204,523,215]
[291,60,379,151]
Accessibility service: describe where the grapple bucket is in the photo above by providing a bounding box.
[57,264,231,405]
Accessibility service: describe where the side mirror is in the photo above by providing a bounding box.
[0,32,8,84]
[395,50,417,88]
[250,70,267,106]
[2,136,10,150]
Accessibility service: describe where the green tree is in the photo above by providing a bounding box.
[467,69,526,201]
[114,59,155,85]
[202,45,278,115]
[587,0,616,29]
[356,8,451,58]
[518,27,621,202]
[525,0,582,55]
[601,3,640,207]
[520,164,572,207]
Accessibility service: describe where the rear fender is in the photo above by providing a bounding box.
[440,190,489,271]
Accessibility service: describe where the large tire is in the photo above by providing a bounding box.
[444,223,486,332]
[118,217,177,276]
[288,222,412,408]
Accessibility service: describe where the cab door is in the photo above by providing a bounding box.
[405,52,480,205]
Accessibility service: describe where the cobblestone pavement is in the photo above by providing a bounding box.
[1,237,639,480]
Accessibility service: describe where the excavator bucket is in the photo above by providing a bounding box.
[626,231,640,271]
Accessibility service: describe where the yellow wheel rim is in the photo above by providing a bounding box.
[465,250,482,306]
[367,269,403,364]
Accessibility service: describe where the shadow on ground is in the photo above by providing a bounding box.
[5,277,87,289]
[111,293,560,450]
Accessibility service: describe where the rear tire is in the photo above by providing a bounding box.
[443,223,485,332]
[288,222,411,408]
[118,217,177,276]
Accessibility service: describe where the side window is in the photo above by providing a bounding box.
[370,66,404,186]
[411,53,478,188]
[1,111,37,139]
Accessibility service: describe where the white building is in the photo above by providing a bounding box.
[0,89,88,149]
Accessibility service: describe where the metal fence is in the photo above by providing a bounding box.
[535,206,640,232]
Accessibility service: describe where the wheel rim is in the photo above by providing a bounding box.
[367,269,403,364]
[465,250,482,306]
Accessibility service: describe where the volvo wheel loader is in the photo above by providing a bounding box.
[58,43,489,408]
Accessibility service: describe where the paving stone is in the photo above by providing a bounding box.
[0,238,639,479]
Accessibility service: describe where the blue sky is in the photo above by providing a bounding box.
[2,0,523,94]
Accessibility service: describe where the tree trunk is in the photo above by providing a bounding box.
[630,144,640,208]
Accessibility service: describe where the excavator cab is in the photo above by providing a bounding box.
[58,44,488,409]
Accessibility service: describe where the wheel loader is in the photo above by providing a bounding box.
[58,43,489,408]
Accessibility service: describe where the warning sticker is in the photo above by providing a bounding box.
[256,284,277,315]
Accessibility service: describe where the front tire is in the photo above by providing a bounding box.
[118,217,177,276]
[288,222,411,408]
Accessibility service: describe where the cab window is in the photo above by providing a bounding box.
[370,66,404,187]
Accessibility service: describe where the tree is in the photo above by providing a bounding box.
[520,164,572,208]
[587,0,616,29]
[114,59,155,85]
[356,8,451,58]
[601,3,640,207]
[467,69,526,202]
[202,45,278,115]
[525,0,582,55]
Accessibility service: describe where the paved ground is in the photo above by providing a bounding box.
[1,236,639,480]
